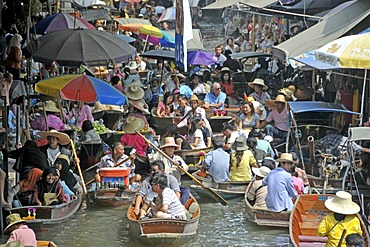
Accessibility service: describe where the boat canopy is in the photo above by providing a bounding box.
[289,101,361,115]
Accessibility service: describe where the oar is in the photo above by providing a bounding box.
[136,131,228,206]
[70,139,88,194]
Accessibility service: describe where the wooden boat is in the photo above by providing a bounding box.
[190,171,249,201]
[290,194,370,247]
[8,194,82,229]
[174,146,213,172]
[127,195,200,246]
[207,116,233,133]
[244,182,290,227]
[90,188,135,207]
[151,115,174,136]
[37,241,58,247]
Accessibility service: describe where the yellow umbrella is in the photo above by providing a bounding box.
[35,74,77,97]
[118,23,164,38]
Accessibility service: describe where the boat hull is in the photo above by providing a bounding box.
[90,188,134,207]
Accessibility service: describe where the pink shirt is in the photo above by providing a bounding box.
[77,104,94,127]
[292,176,304,194]
[31,114,65,131]
[7,225,37,247]
[265,105,289,131]
[120,133,148,157]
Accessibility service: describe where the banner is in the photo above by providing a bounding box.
[175,0,193,72]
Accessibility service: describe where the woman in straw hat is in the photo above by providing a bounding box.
[30,100,65,131]
[318,191,362,247]
[247,166,271,209]
[38,130,72,166]
[248,78,271,106]
[3,213,37,246]
[120,116,148,157]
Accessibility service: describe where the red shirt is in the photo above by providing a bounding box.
[120,133,148,157]
[220,80,235,96]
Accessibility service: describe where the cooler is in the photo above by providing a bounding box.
[99,168,131,186]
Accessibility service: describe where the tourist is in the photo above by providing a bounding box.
[174,94,191,118]
[345,233,364,247]
[3,213,37,247]
[202,136,230,183]
[318,191,362,247]
[237,101,261,131]
[190,73,206,94]
[218,67,237,105]
[263,153,298,212]
[248,78,271,106]
[203,82,227,110]
[156,91,174,117]
[222,122,246,151]
[165,123,191,150]
[214,45,227,68]
[230,137,257,182]
[55,154,82,194]
[188,117,208,149]
[247,166,271,209]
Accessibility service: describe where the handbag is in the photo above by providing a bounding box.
[43,190,60,206]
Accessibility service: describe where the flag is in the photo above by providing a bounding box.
[175,0,193,72]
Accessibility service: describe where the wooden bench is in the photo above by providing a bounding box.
[298,235,327,247]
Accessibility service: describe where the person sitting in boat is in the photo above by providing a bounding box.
[190,73,206,94]
[30,100,65,132]
[134,160,181,216]
[202,136,230,183]
[174,94,191,119]
[230,137,258,182]
[55,154,82,195]
[249,128,275,158]
[236,101,261,131]
[188,117,208,149]
[218,67,237,106]
[66,101,94,128]
[318,191,362,247]
[120,117,148,157]
[3,213,37,247]
[140,173,186,220]
[247,166,271,209]
[222,122,247,151]
[156,91,174,117]
[260,95,292,141]
[345,233,364,247]
[165,124,191,150]
[262,153,298,212]
[79,120,100,142]
[248,78,271,106]
[55,168,76,202]
[97,142,140,184]
[33,167,68,206]
[203,82,227,110]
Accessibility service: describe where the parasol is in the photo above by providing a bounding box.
[35,74,126,105]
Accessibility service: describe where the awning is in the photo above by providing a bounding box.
[80,8,112,21]
[293,56,339,70]
[239,0,277,8]
[272,0,370,61]
[289,101,360,115]
[202,0,240,10]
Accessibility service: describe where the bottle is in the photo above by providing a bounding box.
[131,182,138,191]
[89,182,96,192]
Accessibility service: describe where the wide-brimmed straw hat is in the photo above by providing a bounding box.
[276,153,294,163]
[217,67,234,77]
[4,213,26,233]
[252,166,271,178]
[279,88,297,101]
[265,94,287,109]
[324,191,360,215]
[252,101,267,121]
[122,116,145,134]
[232,137,247,151]
[189,94,200,103]
[248,78,268,91]
[129,100,149,114]
[126,82,145,100]
[160,137,179,148]
[38,129,71,146]
[38,100,59,113]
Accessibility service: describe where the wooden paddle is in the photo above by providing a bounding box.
[70,139,88,194]
[136,131,228,206]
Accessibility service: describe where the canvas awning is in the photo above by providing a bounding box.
[202,0,241,10]
[239,0,276,8]
[272,0,370,61]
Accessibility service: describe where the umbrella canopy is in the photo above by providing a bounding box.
[118,24,164,38]
[117,34,136,43]
[314,32,370,69]
[140,49,175,60]
[29,13,95,35]
[187,50,217,65]
[25,29,136,67]
[158,7,176,22]
[35,74,126,105]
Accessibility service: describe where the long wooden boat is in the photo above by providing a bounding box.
[244,181,290,227]
[37,241,58,247]
[190,171,249,201]
[290,194,370,247]
[8,194,82,229]
[175,146,214,172]
[90,188,135,207]
[127,194,200,246]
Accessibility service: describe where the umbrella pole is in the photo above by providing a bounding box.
[360,69,367,126]
[42,101,49,131]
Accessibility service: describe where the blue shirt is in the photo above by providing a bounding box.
[204,91,227,109]
[203,148,230,182]
[262,167,297,212]
[180,84,193,99]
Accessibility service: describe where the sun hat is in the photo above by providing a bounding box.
[252,101,267,121]
[160,137,179,148]
[265,94,287,109]
[125,82,145,100]
[252,166,271,178]
[217,67,234,77]
[248,78,268,91]
[189,94,199,103]
[232,136,247,151]
[122,116,145,134]
[279,88,297,101]
[38,129,71,146]
[276,153,294,163]
[129,99,149,114]
[324,191,360,215]
[38,100,60,113]
[4,213,26,233]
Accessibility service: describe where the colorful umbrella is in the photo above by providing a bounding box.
[188,50,217,65]
[35,75,126,105]
[118,23,164,38]
[30,13,95,35]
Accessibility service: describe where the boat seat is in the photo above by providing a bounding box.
[299,235,327,243]
[299,243,325,247]
[300,221,321,236]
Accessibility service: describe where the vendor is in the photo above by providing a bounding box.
[31,101,65,131]
[120,116,148,157]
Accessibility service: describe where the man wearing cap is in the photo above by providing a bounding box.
[262,153,298,212]
[203,82,227,110]
[318,191,362,247]
[247,166,271,209]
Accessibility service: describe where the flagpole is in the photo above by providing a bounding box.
[360,69,367,126]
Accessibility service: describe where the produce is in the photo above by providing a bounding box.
[92,121,110,134]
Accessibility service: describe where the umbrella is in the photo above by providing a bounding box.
[25,29,136,67]
[117,34,136,43]
[314,32,370,124]
[140,49,175,60]
[35,74,126,105]
[29,13,95,35]
[118,24,164,38]
[158,7,176,22]
[187,50,217,66]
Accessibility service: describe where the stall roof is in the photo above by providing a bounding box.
[230,52,271,60]
[289,101,360,115]
[272,0,370,61]
[239,0,277,8]
[293,56,339,70]
[202,0,240,9]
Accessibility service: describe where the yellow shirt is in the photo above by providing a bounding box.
[317,213,362,247]
[229,150,256,181]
